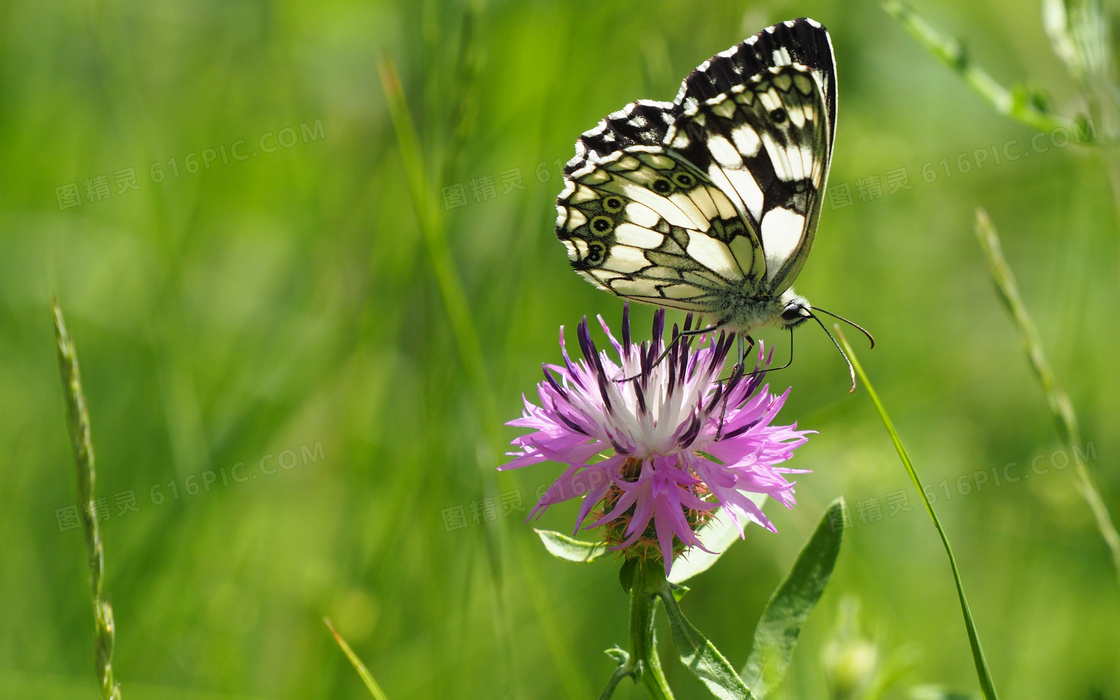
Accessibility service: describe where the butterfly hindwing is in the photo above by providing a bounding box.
[557,148,763,313]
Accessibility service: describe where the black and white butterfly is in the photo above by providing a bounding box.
[555,18,869,383]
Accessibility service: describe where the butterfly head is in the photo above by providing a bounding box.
[778,291,812,330]
[778,293,876,394]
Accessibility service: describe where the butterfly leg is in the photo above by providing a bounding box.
[716,333,755,439]
[720,333,754,381]
[739,334,757,367]
[766,329,795,372]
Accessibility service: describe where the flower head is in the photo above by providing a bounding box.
[503,305,812,576]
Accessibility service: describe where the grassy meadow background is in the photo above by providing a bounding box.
[3,0,1119,697]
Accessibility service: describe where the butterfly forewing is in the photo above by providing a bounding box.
[564,100,676,175]
[674,17,836,146]
[667,64,831,293]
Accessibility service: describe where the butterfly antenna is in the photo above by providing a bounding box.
[807,312,857,393]
[813,306,875,349]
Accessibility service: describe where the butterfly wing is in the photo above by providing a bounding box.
[555,18,835,312]
[556,146,762,314]
[666,61,832,294]
[563,99,676,175]
[674,18,836,150]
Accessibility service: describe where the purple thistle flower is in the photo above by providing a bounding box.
[502,305,813,576]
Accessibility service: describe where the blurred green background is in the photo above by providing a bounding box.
[3,0,1118,698]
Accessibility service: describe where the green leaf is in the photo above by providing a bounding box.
[669,494,767,584]
[836,330,1000,700]
[741,499,846,697]
[669,582,689,602]
[656,580,754,700]
[604,647,629,666]
[535,529,609,563]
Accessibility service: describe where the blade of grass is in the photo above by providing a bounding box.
[378,55,590,698]
[376,58,499,442]
[836,328,1000,700]
[974,208,1120,583]
[378,52,521,691]
[53,299,122,700]
[324,618,390,700]
[882,1,1072,134]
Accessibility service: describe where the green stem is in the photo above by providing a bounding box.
[598,666,631,700]
[974,209,1120,585]
[54,300,122,700]
[628,563,674,700]
[324,618,390,700]
[883,1,1071,133]
[837,330,999,700]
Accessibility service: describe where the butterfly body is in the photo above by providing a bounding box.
[556,18,835,342]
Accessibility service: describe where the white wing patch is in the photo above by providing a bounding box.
[667,192,712,232]
[707,135,743,167]
[625,201,661,228]
[607,179,697,230]
[760,207,805,278]
[683,185,719,220]
[606,245,653,273]
[723,168,764,220]
[731,124,761,157]
[705,184,739,220]
[685,232,743,281]
[565,207,587,231]
[705,164,749,217]
[614,222,663,248]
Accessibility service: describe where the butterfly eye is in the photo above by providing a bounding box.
[590,216,614,234]
[651,177,673,194]
[671,172,695,188]
[781,303,807,325]
[770,108,788,124]
[602,196,625,213]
